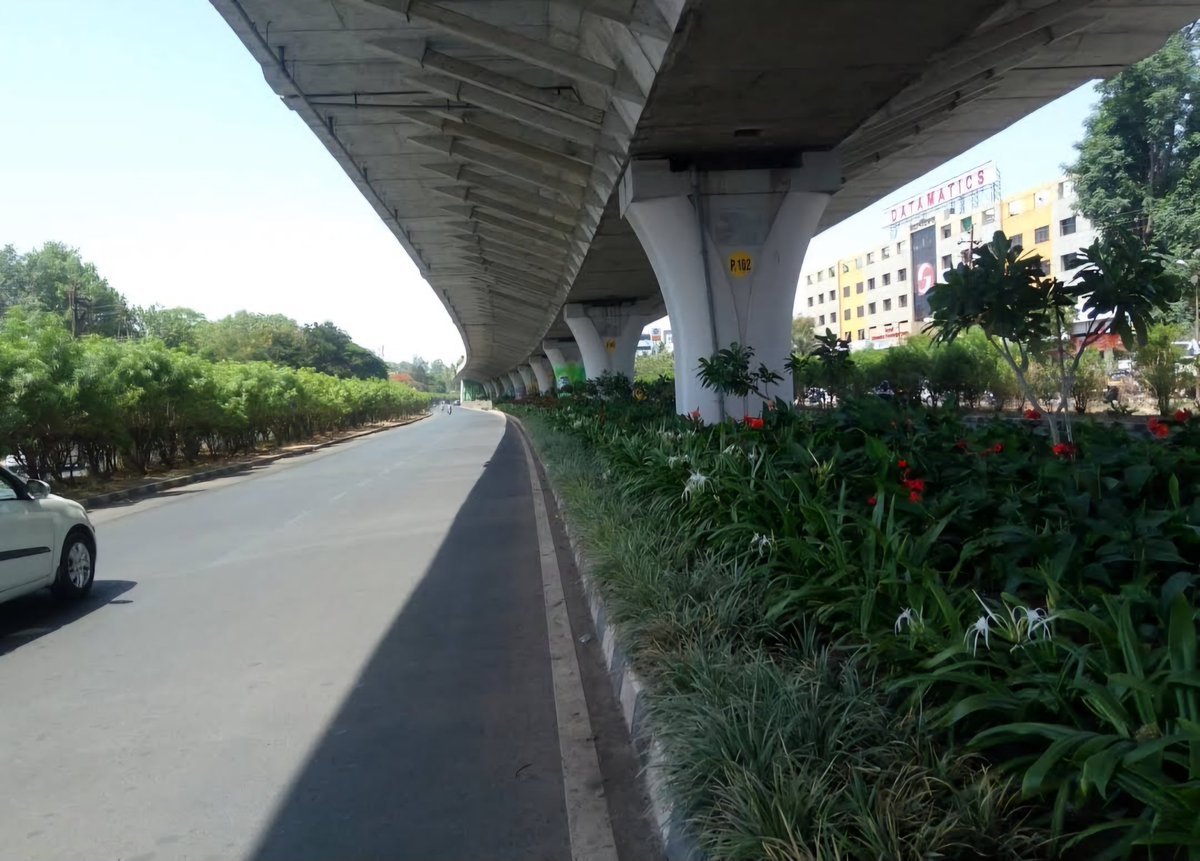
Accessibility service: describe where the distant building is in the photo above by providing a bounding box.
[638,326,673,356]
[798,165,1099,351]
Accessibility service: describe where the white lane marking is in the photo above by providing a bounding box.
[513,416,619,861]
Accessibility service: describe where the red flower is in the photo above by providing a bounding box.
[993,443,1004,454]
[903,478,926,492]
[1024,408,1042,420]
[689,408,702,421]
[909,490,922,503]
[897,459,908,469]
[867,496,877,506]
[748,417,765,430]
[954,439,968,451]
[1175,408,1193,423]
[1148,417,1170,438]
[1052,442,1077,457]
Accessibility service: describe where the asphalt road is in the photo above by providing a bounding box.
[0,409,656,861]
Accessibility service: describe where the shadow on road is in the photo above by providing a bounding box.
[0,579,137,657]
[249,421,571,861]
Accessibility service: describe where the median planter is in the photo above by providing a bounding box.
[502,394,1200,861]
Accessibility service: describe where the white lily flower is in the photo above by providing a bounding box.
[749,533,774,557]
[894,607,921,634]
[682,471,710,501]
[964,615,991,656]
[722,444,739,456]
[1011,605,1056,642]
[667,455,689,469]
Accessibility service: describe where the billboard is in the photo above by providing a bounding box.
[910,224,938,322]
[883,162,997,228]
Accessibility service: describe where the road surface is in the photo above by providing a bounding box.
[0,409,656,861]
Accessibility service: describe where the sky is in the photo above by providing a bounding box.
[0,2,1100,364]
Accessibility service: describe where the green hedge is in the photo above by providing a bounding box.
[0,310,429,478]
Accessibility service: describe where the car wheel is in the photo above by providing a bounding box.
[52,531,95,600]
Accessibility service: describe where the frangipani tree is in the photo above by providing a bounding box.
[927,230,1180,444]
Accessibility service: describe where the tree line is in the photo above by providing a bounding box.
[1,244,430,480]
[2,242,389,380]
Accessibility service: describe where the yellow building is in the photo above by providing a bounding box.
[1000,181,1058,274]
[837,259,855,340]
[795,172,1097,349]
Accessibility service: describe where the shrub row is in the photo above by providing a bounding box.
[1,310,429,479]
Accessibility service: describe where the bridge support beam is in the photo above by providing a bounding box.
[507,370,526,399]
[542,339,586,393]
[518,363,538,395]
[563,300,655,382]
[620,155,840,423]
[530,355,555,394]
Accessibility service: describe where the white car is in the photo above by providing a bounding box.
[0,466,96,604]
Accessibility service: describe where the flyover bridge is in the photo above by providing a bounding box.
[210,0,1199,421]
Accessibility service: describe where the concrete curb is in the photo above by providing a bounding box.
[77,414,429,510]
[508,416,702,861]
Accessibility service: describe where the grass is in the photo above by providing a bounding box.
[516,411,1045,860]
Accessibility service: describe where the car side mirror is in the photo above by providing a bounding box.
[25,479,51,499]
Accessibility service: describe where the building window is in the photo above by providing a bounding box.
[1058,180,1069,199]
[868,302,877,314]
[1010,233,1023,249]
[843,285,850,298]
[868,277,876,290]
[829,290,836,301]
[1039,259,1052,275]
[818,294,824,304]
[941,254,953,270]
[819,314,826,326]
[883,298,892,311]
[855,256,863,268]
[1008,199,1023,216]
[827,266,835,278]
[1035,225,1050,243]
[1061,252,1085,270]
[856,281,864,294]
[882,273,891,286]
[807,297,813,307]
[817,270,824,281]
[899,294,908,308]
[961,216,973,232]
[841,262,850,274]
[882,246,891,259]
[982,208,996,225]
[1060,216,1077,236]
[866,252,875,264]
[896,240,906,254]
[844,331,852,341]
[805,274,813,285]
[857,328,865,340]
[856,306,865,318]
[830,311,837,323]
[897,268,907,281]
[941,224,952,239]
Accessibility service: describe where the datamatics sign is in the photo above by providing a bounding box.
[883,162,997,228]
[910,224,938,321]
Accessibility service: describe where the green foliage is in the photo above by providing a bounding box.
[930,230,1181,443]
[698,342,783,403]
[0,242,136,337]
[506,388,1200,860]
[1070,27,1200,251]
[634,348,674,383]
[0,311,428,479]
[1138,324,1187,415]
[791,315,818,355]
